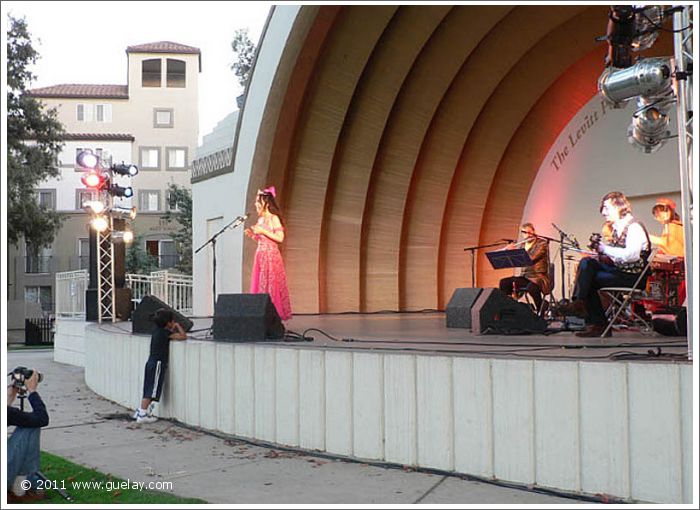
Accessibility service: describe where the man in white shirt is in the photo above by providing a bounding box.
[559,191,651,337]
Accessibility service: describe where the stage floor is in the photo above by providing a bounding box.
[177,312,689,363]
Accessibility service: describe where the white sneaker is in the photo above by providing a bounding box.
[135,412,158,424]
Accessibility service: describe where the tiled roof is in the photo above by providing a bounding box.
[62,133,135,141]
[27,84,128,99]
[126,41,201,55]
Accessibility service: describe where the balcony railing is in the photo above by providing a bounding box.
[25,256,53,274]
[55,269,193,318]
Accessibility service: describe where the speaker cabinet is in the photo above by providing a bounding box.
[132,294,194,334]
[446,288,484,329]
[471,288,547,335]
[213,293,285,342]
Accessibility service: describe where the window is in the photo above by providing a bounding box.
[25,286,53,312]
[153,108,173,128]
[78,238,90,270]
[142,59,161,87]
[166,147,187,170]
[95,104,112,123]
[76,104,93,122]
[25,245,52,274]
[76,189,98,210]
[36,189,56,210]
[146,239,179,269]
[139,147,160,170]
[166,59,186,88]
[139,190,160,212]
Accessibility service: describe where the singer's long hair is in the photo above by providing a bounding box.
[257,190,285,227]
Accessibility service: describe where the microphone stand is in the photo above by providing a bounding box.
[195,214,248,316]
[463,240,512,287]
[550,223,580,301]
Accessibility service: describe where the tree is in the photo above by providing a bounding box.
[125,235,159,274]
[230,28,256,90]
[163,184,192,275]
[7,15,66,251]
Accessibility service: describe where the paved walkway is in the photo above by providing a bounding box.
[8,350,587,504]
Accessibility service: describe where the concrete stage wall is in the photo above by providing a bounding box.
[56,321,693,503]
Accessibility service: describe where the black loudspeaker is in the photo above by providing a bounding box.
[86,288,98,322]
[446,288,484,329]
[471,288,547,335]
[652,307,687,336]
[213,293,285,342]
[132,295,194,334]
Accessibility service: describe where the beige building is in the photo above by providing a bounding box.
[8,41,200,339]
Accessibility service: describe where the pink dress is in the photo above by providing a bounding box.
[250,217,292,321]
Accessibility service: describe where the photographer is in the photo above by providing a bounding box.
[7,369,49,503]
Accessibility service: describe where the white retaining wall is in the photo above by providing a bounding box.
[70,322,693,504]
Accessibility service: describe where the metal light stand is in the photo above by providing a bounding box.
[673,5,694,359]
[195,214,248,316]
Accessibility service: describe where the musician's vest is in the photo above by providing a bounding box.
[610,219,651,273]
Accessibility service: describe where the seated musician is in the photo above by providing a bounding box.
[498,222,551,315]
[649,197,685,258]
[558,191,651,337]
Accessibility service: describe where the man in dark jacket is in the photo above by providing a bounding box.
[499,222,552,315]
[7,369,49,502]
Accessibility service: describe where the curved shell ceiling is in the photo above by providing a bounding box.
[244,4,672,313]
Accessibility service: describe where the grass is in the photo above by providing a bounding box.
[34,451,206,504]
[8,344,54,350]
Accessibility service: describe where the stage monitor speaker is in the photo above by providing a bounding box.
[132,294,194,334]
[446,288,484,329]
[213,293,285,342]
[652,307,687,336]
[471,288,547,335]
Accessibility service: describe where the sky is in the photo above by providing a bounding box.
[4,1,271,144]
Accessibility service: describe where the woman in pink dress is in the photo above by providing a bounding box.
[244,186,292,321]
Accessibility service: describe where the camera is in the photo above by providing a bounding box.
[9,366,44,389]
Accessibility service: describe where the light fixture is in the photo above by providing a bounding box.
[112,162,139,177]
[76,150,99,169]
[627,94,673,153]
[83,200,106,214]
[112,205,138,220]
[598,57,673,108]
[123,230,134,243]
[109,184,134,198]
[91,215,109,232]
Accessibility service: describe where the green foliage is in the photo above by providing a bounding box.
[39,451,206,504]
[7,15,66,250]
[125,235,159,274]
[163,184,192,274]
[230,28,256,89]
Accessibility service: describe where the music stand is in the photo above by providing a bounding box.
[486,248,533,270]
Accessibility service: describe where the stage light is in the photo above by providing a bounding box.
[109,184,134,198]
[627,95,672,153]
[83,200,106,214]
[123,230,134,243]
[112,205,137,220]
[598,57,672,107]
[91,215,109,232]
[81,170,109,190]
[76,150,99,169]
[604,5,665,68]
[112,162,139,177]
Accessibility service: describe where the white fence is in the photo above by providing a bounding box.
[55,270,193,317]
[126,271,193,315]
[55,270,89,317]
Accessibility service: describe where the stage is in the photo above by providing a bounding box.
[54,314,693,503]
[179,311,689,362]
